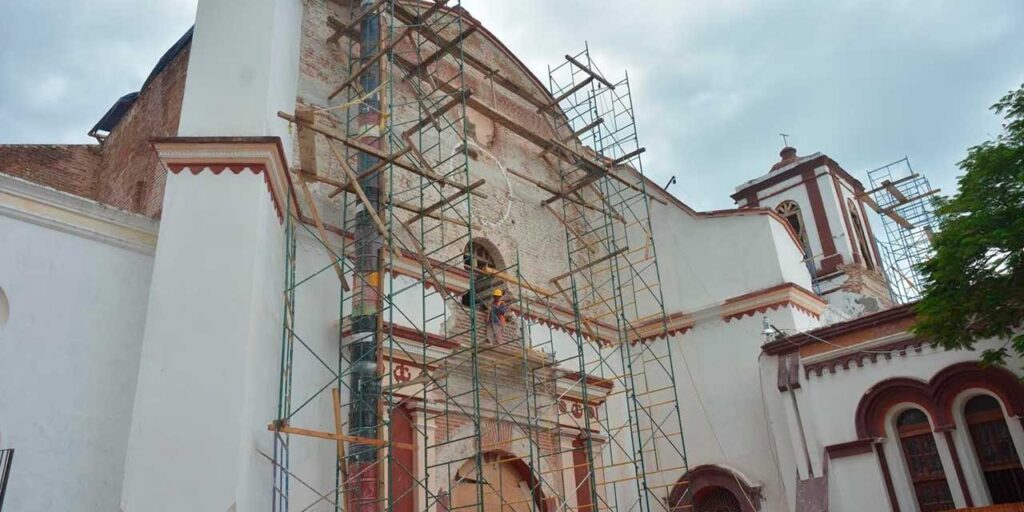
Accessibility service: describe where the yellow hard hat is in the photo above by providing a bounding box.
[492,289,503,297]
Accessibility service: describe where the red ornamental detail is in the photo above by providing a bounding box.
[165,163,285,222]
[395,364,412,382]
[558,401,568,413]
[571,402,583,419]
[589,406,598,419]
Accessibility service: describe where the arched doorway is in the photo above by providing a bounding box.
[449,452,543,512]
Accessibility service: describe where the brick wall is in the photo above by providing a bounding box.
[294,2,575,289]
[96,45,189,217]
[0,144,101,199]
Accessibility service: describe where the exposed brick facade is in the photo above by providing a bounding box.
[0,144,102,199]
[96,46,190,217]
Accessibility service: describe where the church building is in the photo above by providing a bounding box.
[0,2,1021,512]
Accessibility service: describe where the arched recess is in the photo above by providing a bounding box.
[668,465,762,512]
[433,422,552,512]
[856,362,1024,437]
[449,451,549,512]
[855,377,937,438]
[847,199,875,270]
[775,200,810,255]
[932,362,1024,426]
[961,395,1024,504]
[461,238,505,307]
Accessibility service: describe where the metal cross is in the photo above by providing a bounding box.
[779,133,790,146]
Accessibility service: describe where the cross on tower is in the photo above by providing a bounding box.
[779,133,791,147]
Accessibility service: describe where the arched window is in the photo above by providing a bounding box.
[695,486,742,512]
[896,409,955,511]
[775,201,810,255]
[462,240,499,307]
[848,200,875,270]
[964,395,1024,504]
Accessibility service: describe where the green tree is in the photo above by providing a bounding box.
[914,84,1024,366]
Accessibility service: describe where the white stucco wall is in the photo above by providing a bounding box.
[766,338,1024,512]
[649,198,811,313]
[0,182,156,511]
[119,0,303,508]
[642,189,824,510]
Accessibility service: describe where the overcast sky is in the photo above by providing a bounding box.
[2,1,1022,210]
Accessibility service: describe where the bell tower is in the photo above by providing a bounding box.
[732,146,892,318]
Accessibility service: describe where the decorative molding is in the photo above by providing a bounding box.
[802,333,927,378]
[854,361,1024,438]
[721,282,826,323]
[151,136,295,223]
[0,174,158,254]
[763,301,917,355]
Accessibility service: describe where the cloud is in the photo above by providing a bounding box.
[1,0,1021,212]
[0,0,197,144]
[462,0,1024,210]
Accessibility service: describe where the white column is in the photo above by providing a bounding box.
[119,0,303,510]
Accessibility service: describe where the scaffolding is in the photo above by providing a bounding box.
[269,3,688,512]
[543,45,689,512]
[861,157,941,304]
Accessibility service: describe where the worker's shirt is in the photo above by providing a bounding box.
[490,302,508,324]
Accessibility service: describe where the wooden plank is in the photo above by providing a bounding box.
[296,107,318,175]
[538,76,593,113]
[398,134,487,199]
[328,148,411,198]
[328,27,412,100]
[325,140,389,237]
[296,168,346,190]
[565,54,616,89]
[882,181,909,203]
[280,111,418,173]
[390,51,668,206]
[404,179,485,225]
[540,117,604,156]
[281,111,486,199]
[327,15,360,43]
[328,0,387,44]
[549,248,627,284]
[544,204,596,253]
[880,189,940,213]
[297,172,351,291]
[390,4,549,110]
[331,388,348,478]
[610,147,646,166]
[542,170,606,206]
[886,210,915,230]
[300,170,470,227]
[401,91,470,137]
[403,0,449,26]
[416,27,478,72]
[860,173,919,197]
[268,424,415,451]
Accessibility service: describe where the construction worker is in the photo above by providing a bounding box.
[486,288,509,344]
